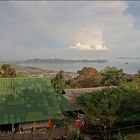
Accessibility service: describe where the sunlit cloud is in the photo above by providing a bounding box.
[70,42,92,50]
[70,27,110,51]
[70,41,110,51]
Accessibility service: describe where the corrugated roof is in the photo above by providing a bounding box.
[64,86,116,105]
[56,95,72,113]
[64,87,104,96]
[0,77,70,125]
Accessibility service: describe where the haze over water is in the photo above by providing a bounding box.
[20,58,140,74]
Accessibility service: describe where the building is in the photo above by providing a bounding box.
[64,87,107,106]
[0,77,71,132]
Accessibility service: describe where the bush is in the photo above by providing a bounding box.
[67,129,84,140]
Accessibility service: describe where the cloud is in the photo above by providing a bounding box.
[70,42,110,51]
[70,27,110,51]
[94,44,110,51]
[0,1,140,59]
[70,42,92,50]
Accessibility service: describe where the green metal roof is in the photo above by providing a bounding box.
[0,77,70,125]
[56,95,72,113]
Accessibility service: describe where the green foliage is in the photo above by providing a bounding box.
[119,70,140,92]
[101,66,126,86]
[137,70,140,78]
[70,67,102,88]
[51,70,66,94]
[77,86,140,129]
[67,130,84,140]
[113,130,126,140]
[129,70,140,90]
[0,64,16,78]
[118,85,140,122]
[77,88,122,129]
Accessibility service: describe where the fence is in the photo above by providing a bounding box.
[0,128,67,140]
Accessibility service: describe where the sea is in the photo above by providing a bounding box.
[20,58,140,74]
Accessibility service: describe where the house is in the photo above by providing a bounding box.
[0,77,71,132]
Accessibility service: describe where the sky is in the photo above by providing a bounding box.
[0,1,140,60]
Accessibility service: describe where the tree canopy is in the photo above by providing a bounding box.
[51,70,66,94]
[70,67,102,88]
[0,64,16,78]
[77,88,121,128]
[101,66,126,86]
[77,86,140,127]
[77,86,140,139]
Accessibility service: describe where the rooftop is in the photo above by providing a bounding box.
[0,77,71,125]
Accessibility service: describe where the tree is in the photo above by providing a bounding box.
[77,88,122,139]
[118,83,140,123]
[51,70,66,94]
[137,70,140,78]
[121,77,140,93]
[0,64,16,78]
[101,66,126,86]
[70,67,102,88]
[119,91,140,122]
[77,84,140,139]
[121,70,140,91]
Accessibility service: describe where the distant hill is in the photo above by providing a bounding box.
[24,58,108,64]
[117,57,139,60]
[0,58,108,65]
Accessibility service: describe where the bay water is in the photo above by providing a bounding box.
[20,59,140,74]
